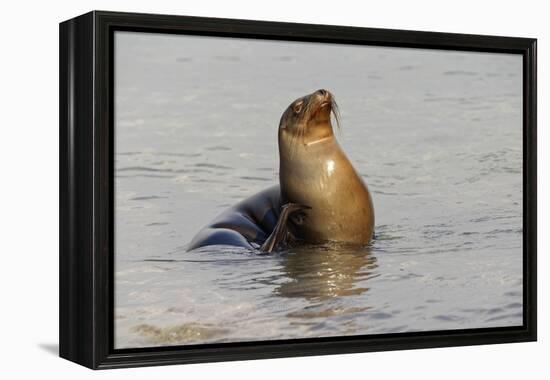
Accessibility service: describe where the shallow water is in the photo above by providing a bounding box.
[114,32,523,348]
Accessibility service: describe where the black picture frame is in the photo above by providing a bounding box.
[59,10,537,369]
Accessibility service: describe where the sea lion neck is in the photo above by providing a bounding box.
[278,125,337,159]
[304,119,334,143]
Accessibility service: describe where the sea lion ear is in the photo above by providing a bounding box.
[293,100,304,114]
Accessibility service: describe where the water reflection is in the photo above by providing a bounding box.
[276,244,378,301]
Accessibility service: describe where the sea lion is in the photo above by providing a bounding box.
[187,89,374,252]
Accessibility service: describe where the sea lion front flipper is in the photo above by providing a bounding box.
[260,203,310,253]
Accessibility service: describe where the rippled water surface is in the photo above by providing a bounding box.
[114,32,523,348]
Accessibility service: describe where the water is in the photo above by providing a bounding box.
[114,32,523,348]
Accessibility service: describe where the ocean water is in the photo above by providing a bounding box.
[114,32,523,348]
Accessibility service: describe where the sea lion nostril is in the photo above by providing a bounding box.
[317,89,327,96]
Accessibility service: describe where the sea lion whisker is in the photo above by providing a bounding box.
[331,98,341,130]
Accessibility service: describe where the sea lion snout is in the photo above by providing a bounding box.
[316,88,329,97]
[310,89,335,122]
[315,89,332,105]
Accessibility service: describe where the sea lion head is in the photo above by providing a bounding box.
[278,89,340,147]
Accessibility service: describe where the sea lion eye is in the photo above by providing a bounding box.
[293,101,304,114]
